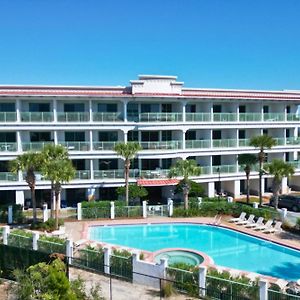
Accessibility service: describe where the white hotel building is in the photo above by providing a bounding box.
[0,75,300,207]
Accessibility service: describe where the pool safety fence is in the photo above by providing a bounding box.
[0,239,298,300]
[7,232,33,250]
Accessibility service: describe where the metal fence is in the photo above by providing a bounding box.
[7,233,33,249]
[37,238,66,254]
[115,206,142,218]
[72,248,105,272]
[268,289,300,300]
[109,254,133,281]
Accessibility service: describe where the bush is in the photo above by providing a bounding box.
[110,249,132,280]
[174,180,205,198]
[77,245,104,272]
[0,204,25,224]
[116,184,148,204]
[37,234,66,254]
[7,229,33,249]
[30,218,64,232]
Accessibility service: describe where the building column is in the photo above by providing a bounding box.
[16,99,21,122]
[124,130,128,143]
[234,180,240,198]
[90,159,94,180]
[89,100,93,122]
[281,177,288,194]
[123,100,128,122]
[182,101,186,123]
[53,99,57,122]
[89,130,93,151]
[53,131,58,145]
[15,190,25,206]
[16,131,22,152]
[182,130,186,150]
[207,182,215,198]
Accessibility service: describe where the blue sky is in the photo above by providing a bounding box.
[0,0,299,89]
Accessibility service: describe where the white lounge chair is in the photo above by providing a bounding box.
[229,212,246,223]
[262,221,282,234]
[236,214,255,225]
[245,217,264,228]
[254,220,273,231]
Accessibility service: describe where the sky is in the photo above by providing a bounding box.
[0,0,299,90]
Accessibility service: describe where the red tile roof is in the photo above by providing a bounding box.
[137,179,179,186]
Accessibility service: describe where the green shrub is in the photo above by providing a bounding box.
[30,218,64,232]
[110,249,132,280]
[37,234,66,254]
[77,245,104,272]
[7,229,33,249]
[161,281,175,298]
[0,204,25,224]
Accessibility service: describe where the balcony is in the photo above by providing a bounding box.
[93,141,118,151]
[186,113,211,122]
[57,112,89,122]
[286,137,300,145]
[239,113,262,122]
[213,113,237,122]
[186,140,211,149]
[212,165,237,174]
[0,142,17,152]
[0,172,18,181]
[20,112,54,122]
[140,141,182,150]
[59,141,90,151]
[22,142,54,152]
[263,113,285,122]
[139,113,183,122]
[140,169,169,179]
[212,139,237,148]
[287,114,300,121]
[0,112,17,122]
[93,112,122,122]
[74,170,91,180]
[93,169,138,179]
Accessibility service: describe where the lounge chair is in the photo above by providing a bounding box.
[262,221,282,234]
[245,217,264,228]
[236,214,255,225]
[229,212,246,223]
[254,220,273,231]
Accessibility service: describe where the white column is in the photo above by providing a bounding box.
[77,203,82,221]
[259,279,268,300]
[198,266,207,297]
[123,100,128,122]
[281,177,288,194]
[124,131,128,143]
[167,199,173,217]
[160,258,168,279]
[261,178,265,196]
[3,226,10,245]
[233,180,240,198]
[66,239,73,264]
[110,201,115,219]
[15,190,25,206]
[208,182,215,198]
[182,130,186,150]
[182,101,186,123]
[53,131,58,145]
[142,200,147,218]
[32,232,39,251]
[90,159,94,180]
[104,247,111,274]
[43,203,49,222]
[53,99,58,122]
[16,131,22,152]
[16,99,21,122]
[281,208,287,221]
[8,205,13,224]
[89,99,93,122]
[89,130,93,151]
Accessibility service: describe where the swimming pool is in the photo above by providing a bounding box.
[89,223,300,280]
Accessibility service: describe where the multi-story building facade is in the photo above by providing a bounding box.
[0,75,300,207]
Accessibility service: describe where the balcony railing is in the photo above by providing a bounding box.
[213,113,237,122]
[0,112,17,122]
[140,141,182,150]
[57,112,89,122]
[286,137,300,145]
[59,141,90,151]
[139,113,183,122]
[93,141,118,151]
[140,169,169,179]
[93,169,139,179]
[263,113,285,122]
[186,113,211,122]
[287,114,300,121]
[20,112,54,122]
[0,142,17,152]
[22,142,54,152]
[0,172,18,181]
[93,112,122,122]
[239,113,262,122]
[212,165,238,174]
[74,170,91,180]
[212,139,237,148]
[186,140,211,149]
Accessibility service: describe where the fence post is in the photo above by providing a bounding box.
[104,247,111,274]
[66,239,73,265]
[198,197,202,208]
[198,266,207,297]
[160,258,168,280]
[42,203,48,222]
[110,201,115,220]
[142,201,147,218]
[8,205,13,224]
[77,202,82,221]
[32,232,39,251]
[3,225,10,245]
[168,199,173,217]
[280,208,287,221]
[259,279,268,300]
[253,202,259,209]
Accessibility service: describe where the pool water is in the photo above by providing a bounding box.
[89,223,300,280]
[154,250,204,266]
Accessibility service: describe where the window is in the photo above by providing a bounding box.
[213,105,222,113]
[213,130,222,140]
[72,159,86,170]
[141,104,159,113]
[186,104,196,113]
[162,104,172,113]
[186,130,196,140]
[0,132,16,142]
[65,132,85,141]
[0,103,15,112]
[239,130,245,139]
[98,131,118,141]
[30,132,51,142]
[286,106,291,114]
[99,159,118,170]
[161,131,172,141]
[263,106,269,113]
[128,131,138,142]
[212,155,221,166]
[141,131,159,141]
[64,103,84,112]
[29,103,50,112]
[239,105,246,113]
[98,103,118,112]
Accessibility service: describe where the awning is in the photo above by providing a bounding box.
[137,179,179,187]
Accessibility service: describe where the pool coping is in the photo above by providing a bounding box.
[77,217,300,284]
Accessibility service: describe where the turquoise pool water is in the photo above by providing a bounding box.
[89,223,300,280]
[154,250,204,266]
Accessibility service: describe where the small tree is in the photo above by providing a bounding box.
[250,135,277,205]
[116,184,148,204]
[266,159,295,209]
[237,154,257,204]
[114,142,142,205]
[169,159,201,210]
[10,152,41,223]
[174,180,205,198]
[42,158,75,229]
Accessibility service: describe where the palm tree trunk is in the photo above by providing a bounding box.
[31,187,37,223]
[125,160,130,206]
[183,188,189,210]
[246,172,250,204]
[273,179,281,210]
[50,182,55,218]
[55,190,60,230]
[258,150,264,206]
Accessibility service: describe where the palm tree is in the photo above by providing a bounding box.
[237,154,257,204]
[169,159,201,210]
[114,142,142,205]
[250,135,277,206]
[42,158,75,229]
[10,152,41,223]
[40,144,69,217]
[266,159,295,209]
